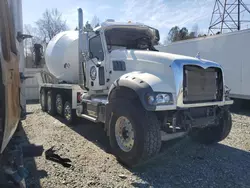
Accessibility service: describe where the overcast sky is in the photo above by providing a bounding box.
[23,0,250,42]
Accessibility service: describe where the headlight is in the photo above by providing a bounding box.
[146,93,173,105]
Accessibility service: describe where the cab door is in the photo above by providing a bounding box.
[86,34,107,92]
[0,0,21,153]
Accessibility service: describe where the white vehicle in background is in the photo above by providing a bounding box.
[39,8,233,167]
[156,29,250,101]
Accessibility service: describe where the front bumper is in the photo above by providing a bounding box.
[155,99,233,111]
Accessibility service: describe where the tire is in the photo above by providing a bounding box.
[189,110,232,144]
[55,94,64,115]
[47,91,56,116]
[109,98,161,167]
[40,88,47,112]
[63,101,76,125]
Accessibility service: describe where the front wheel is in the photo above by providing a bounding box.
[109,99,161,167]
[63,101,76,125]
[189,110,232,144]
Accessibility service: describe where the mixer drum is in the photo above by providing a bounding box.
[45,31,80,83]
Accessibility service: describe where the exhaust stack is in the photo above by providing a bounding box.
[78,8,85,89]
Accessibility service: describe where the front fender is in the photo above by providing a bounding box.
[108,71,175,111]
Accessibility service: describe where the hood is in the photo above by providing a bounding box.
[109,49,220,94]
[110,49,218,66]
[110,49,219,75]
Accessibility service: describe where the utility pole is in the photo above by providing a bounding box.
[208,0,250,35]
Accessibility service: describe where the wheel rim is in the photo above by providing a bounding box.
[64,104,71,121]
[115,116,135,152]
[47,95,52,111]
[56,95,63,114]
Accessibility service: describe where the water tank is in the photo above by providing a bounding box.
[45,31,79,83]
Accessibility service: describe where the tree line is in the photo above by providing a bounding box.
[165,24,208,44]
[25,8,214,61]
[24,8,100,58]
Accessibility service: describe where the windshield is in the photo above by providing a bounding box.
[105,26,158,52]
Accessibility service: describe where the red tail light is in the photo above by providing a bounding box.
[77,92,82,103]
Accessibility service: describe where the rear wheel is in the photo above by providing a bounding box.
[63,101,76,125]
[56,94,64,115]
[189,110,232,144]
[40,89,47,112]
[109,98,161,167]
[47,91,56,116]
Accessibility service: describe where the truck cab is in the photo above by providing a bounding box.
[83,21,160,94]
[40,8,233,167]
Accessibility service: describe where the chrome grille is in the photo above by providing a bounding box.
[183,65,223,104]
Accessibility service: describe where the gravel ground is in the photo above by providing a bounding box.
[19,103,250,188]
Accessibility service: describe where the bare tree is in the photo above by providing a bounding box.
[84,21,93,32]
[36,9,68,43]
[91,15,100,28]
[24,24,43,54]
[24,24,45,67]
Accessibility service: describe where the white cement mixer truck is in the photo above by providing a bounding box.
[39,8,233,167]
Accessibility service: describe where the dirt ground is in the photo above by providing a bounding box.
[18,103,250,188]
